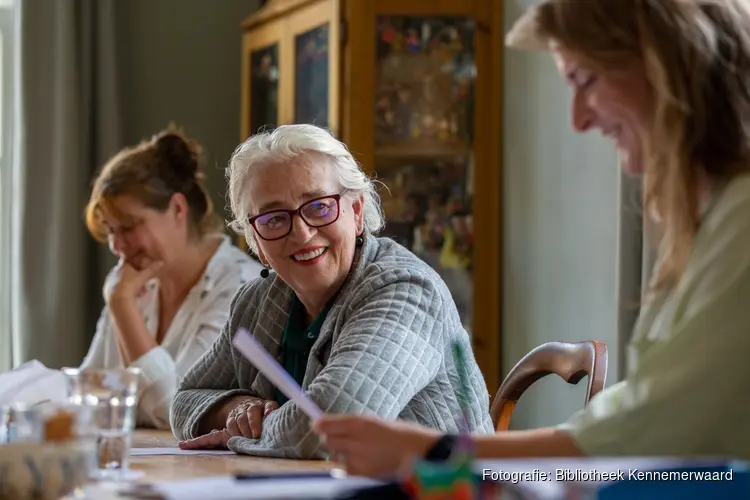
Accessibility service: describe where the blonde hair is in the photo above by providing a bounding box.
[85,125,222,243]
[226,124,385,255]
[507,0,750,293]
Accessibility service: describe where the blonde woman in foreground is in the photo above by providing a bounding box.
[315,0,750,477]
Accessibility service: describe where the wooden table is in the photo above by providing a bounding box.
[68,429,341,498]
[129,429,338,482]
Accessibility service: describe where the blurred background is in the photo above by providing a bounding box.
[0,0,650,431]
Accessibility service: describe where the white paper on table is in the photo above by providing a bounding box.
[151,475,382,500]
[232,328,323,421]
[130,447,235,456]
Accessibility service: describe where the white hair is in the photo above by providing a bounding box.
[226,124,386,254]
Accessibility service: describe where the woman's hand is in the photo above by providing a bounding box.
[225,397,280,439]
[179,397,280,449]
[106,259,164,305]
[103,260,163,364]
[178,429,230,450]
[314,414,441,477]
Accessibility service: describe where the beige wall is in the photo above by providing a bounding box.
[115,0,260,224]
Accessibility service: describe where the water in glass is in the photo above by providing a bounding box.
[63,367,140,480]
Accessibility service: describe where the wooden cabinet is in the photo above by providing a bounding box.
[240,0,503,392]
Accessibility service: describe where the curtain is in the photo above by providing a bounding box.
[0,0,16,372]
[11,0,121,368]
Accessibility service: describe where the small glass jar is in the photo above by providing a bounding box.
[5,404,45,443]
[0,405,10,444]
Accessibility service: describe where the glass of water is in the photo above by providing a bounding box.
[62,367,141,480]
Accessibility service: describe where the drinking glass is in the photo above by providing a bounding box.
[62,367,140,480]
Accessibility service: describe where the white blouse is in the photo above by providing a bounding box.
[80,235,264,429]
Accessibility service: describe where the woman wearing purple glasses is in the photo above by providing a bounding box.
[169,124,493,459]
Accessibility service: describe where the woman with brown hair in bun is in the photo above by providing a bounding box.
[81,126,263,429]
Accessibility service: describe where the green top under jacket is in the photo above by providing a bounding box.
[276,295,333,405]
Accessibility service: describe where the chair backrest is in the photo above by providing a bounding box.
[490,340,608,431]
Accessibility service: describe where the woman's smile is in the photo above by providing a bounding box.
[291,246,328,266]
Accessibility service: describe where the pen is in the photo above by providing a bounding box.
[234,469,346,481]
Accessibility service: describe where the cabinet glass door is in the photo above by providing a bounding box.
[288,0,340,134]
[374,16,476,333]
[249,43,280,133]
[294,24,330,127]
[240,22,282,252]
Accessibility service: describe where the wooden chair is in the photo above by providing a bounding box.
[490,340,608,431]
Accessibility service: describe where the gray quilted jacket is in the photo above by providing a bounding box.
[170,234,494,459]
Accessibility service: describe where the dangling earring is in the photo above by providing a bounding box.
[259,259,270,278]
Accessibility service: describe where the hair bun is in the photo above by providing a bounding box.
[153,126,203,182]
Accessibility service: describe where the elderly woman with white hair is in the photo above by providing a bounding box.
[169,124,493,459]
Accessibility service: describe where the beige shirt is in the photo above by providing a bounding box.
[81,235,263,429]
[558,174,750,460]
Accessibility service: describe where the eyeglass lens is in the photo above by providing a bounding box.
[253,196,340,240]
